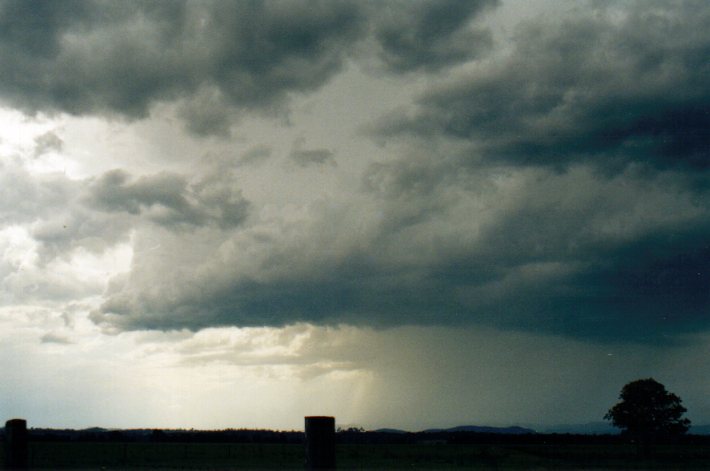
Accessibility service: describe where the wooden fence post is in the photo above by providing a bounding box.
[305,416,335,470]
[4,419,28,470]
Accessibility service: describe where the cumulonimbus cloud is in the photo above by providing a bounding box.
[3,1,708,345]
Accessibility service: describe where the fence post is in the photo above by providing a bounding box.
[305,416,335,470]
[4,419,28,470]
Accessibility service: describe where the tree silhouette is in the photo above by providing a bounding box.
[605,378,690,440]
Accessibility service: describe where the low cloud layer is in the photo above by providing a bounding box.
[90,163,709,342]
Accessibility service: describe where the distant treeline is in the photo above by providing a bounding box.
[6,428,710,446]
[22,428,304,444]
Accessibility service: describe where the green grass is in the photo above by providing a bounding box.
[3,441,710,469]
[19,442,304,469]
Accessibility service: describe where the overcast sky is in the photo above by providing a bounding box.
[0,0,708,431]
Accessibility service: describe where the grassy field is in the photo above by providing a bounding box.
[5,441,710,469]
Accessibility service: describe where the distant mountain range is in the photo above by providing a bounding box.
[690,425,710,435]
[372,425,535,435]
[6,423,709,436]
[374,422,710,435]
[421,425,535,434]
[541,422,710,435]
[372,428,409,434]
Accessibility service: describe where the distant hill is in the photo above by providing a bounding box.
[690,425,710,435]
[372,428,409,434]
[375,422,710,436]
[539,422,710,435]
[540,422,618,435]
[421,425,535,435]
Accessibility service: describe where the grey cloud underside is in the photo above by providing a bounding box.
[290,148,336,167]
[377,2,710,172]
[371,0,498,73]
[0,0,497,134]
[93,163,710,343]
[86,169,249,230]
[89,0,710,343]
[238,145,273,166]
[95,243,710,343]
[0,0,365,132]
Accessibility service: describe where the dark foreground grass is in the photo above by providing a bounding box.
[5,442,710,469]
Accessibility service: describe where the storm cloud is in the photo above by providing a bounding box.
[86,169,249,229]
[376,1,710,171]
[370,0,498,73]
[0,0,366,133]
[0,0,499,136]
[91,161,710,343]
[1,0,708,346]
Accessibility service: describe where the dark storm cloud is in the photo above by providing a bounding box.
[0,0,187,116]
[0,0,365,133]
[376,1,710,171]
[92,163,710,343]
[290,148,336,167]
[88,170,198,220]
[74,0,709,344]
[357,163,710,343]
[0,0,503,134]
[238,145,273,166]
[94,248,462,332]
[370,0,498,73]
[86,169,249,229]
[460,189,710,342]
